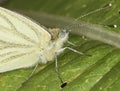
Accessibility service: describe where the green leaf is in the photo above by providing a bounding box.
[0,0,120,91]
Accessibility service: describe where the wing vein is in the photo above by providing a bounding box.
[0,11,37,45]
[0,39,33,47]
[0,50,35,63]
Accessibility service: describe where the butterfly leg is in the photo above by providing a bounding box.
[28,63,39,79]
[55,54,63,84]
[57,47,90,56]
[54,53,67,88]
[18,63,39,90]
[67,40,77,46]
[55,47,90,88]
[26,55,43,80]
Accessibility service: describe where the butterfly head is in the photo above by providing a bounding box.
[48,28,69,43]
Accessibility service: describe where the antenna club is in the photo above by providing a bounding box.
[113,24,117,28]
[108,3,112,7]
[103,3,112,8]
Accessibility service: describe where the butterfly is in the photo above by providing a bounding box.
[0,7,69,73]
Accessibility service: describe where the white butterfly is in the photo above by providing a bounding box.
[0,7,70,73]
[0,2,112,74]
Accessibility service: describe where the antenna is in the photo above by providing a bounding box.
[75,3,112,21]
[65,3,112,30]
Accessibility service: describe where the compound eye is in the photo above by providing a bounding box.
[59,31,66,38]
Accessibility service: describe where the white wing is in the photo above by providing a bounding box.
[0,7,51,73]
